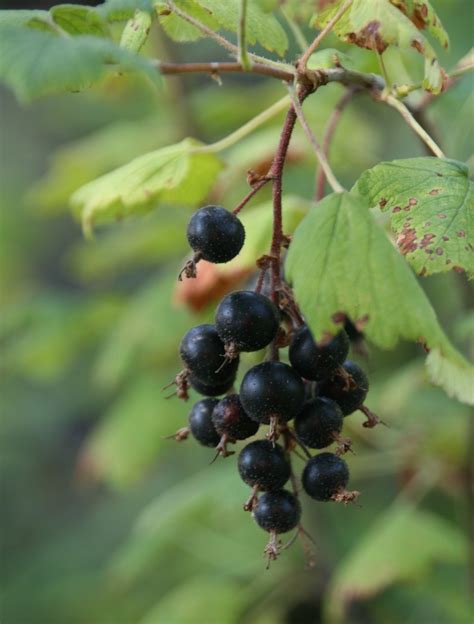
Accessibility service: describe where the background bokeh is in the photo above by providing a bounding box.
[0,1,473,622]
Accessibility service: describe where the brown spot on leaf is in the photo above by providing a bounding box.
[347,21,387,53]
[409,198,418,205]
[418,337,429,352]
[331,311,346,324]
[379,198,388,208]
[446,259,452,265]
[435,247,444,255]
[397,225,418,254]
[453,266,464,273]
[428,188,440,195]
[436,172,443,177]
[411,38,425,54]
[420,233,435,249]
[437,213,446,219]
[442,236,449,241]
[425,249,434,254]
[392,206,401,213]
[457,230,466,237]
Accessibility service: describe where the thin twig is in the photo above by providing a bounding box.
[287,84,345,193]
[157,61,294,82]
[381,93,445,158]
[166,0,294,73]
[298,0,353,71]
[232,178,271,215]
[238,0,251,70]
[316,87,357,200]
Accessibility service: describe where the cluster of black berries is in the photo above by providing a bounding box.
[171,205,380,563]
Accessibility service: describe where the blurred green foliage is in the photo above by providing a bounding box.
[0,1,473,623]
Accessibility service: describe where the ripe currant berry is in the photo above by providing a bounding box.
[302,452,349,501]
[187,205,245,264]
[294,397,343,449]
[289,325,349,381]
[215,290,280,352]
[320,360,368,415]
[238,440,290,491]
[240,361,305,424]
[211,394,259,440]
[253,489,301,533]
[188,399,220,447]
[189,375,235,397]
[180,324,239,385]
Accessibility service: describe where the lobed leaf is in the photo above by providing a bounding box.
[313,0,445,92]
[70,138,223,236]
[356,157,474,277]
[0,26,159,102]
[285,192,474,404]
[97,0,154,21]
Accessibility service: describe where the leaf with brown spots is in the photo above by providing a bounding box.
[355,157,473,277]
[313,0,446,92]
[286,192,474,405]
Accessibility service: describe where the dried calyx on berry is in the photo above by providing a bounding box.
[302,452,359,504]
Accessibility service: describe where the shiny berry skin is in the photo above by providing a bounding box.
[188,399,220,447]
[238,440,290,491]
[215,291,280,352]
[180,324,239,385]
[320,360,368,415]
[289,325,349,381]
[240,362,305,424]
[211,394,259,440]
[294,397,343,449]
[187,205,245,264]
[302,452,349,501]
[253,489,301,533]
[189,375,235,397]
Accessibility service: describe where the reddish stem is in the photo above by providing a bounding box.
[232,177,271,215]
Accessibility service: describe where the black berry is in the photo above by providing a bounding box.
[212,394,259,440]
[253,489,301,533]
[187,205,245,263]
[188,399,220,447]
[180,324,239,385]
[289,325,349,381]
[215,290,280,352]
[302,452,349,501]
[238,440,290,491]
[240,361,305,424]
[294,397,343,449]
[189,375,235,397]
[320,360,368,415]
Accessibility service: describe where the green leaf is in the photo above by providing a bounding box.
[198,0,289,56]
[307,48,355,70]
[355,158,474,277]
[285,192,474,404]
[120,9,153,51]
[70,139,223,236]
[0,9,54,31]
[313,0,444,92]
[157,1,220,42]
[98,0,153,21]
[0,26,159,102]
[50,4,111,36]
[326,502,466,621]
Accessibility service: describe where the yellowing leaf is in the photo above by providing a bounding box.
[285,192,474,404]
[314,0,446,92]
[356,157,474,277]
[70,139,223,236]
